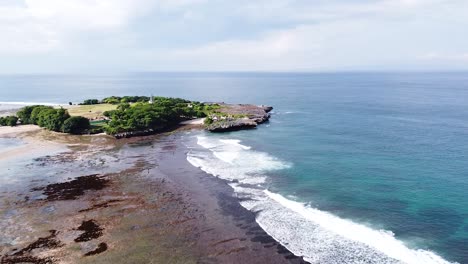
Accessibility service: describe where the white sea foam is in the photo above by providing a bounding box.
[219,139,252,150]
[264,191,454,264]
[186,135,456,264]
[188,136,289,184]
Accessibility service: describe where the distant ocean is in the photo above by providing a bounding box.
[1,72,468,263]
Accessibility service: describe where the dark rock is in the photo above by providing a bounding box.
[84,243,108,256]
[74,220,104,243]
[114,129,156,139]
[31,175,108,201]
[12,230,63,256]
[262,105,273,113]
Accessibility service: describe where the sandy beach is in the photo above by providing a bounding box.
[0,125,63,162]
[179,118,205,125]
[0,124,42,137]
[0,128,306,263]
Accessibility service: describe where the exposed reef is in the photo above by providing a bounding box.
[31,174,109,201]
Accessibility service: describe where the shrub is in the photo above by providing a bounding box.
[80,99,100,105]
[101,97,121,104]
[204,117,213,125]
[30,106,54,125]
[0,116,18,126]
[17,105,47,124]
[6,116,18,126]
[195,110,206,118]
[36,108,70,132]
[61,116,90,134]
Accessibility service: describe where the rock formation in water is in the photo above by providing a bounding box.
[205,104,272,132]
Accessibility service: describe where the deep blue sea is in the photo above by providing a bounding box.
[1,72,468,263]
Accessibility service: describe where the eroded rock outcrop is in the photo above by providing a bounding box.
[205,104,272,132]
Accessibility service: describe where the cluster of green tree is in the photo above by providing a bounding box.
[8,97,220,136]
[62,116,91,134]
[79,99,100,105]
[16,105,90,134]
[102,97,216,135]
[0,116,19,126]
[101,96,150,104]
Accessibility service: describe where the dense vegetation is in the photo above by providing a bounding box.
[0,116,19,126]
[7,96,220,136]
[16,105,42,124]
[101,96,150,104]
[102,97,216,135]
[15,105,88,134]
[80,99,100,105]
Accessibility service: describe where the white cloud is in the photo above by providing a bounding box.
[238,0,468,26]
[153,22,363,71]
[156,0,206,11]
[0,0,155,54]
[1,0,468,72]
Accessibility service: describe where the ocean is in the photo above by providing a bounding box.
[1,72,468,263]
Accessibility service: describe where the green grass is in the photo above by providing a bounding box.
[90,120,108,126]
[65,104,117,119]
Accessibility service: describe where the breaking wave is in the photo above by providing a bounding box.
[186,135,455,264]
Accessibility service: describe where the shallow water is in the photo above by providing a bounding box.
[0,138,23,152]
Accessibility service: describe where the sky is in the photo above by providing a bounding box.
[0,0,467,73]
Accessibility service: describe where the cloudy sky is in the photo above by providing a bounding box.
[1,0,467,73]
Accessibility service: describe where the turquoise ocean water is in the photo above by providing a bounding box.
[1,73,467,263]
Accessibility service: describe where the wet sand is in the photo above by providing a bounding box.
[0,130,307,263]
[0,125,63,162]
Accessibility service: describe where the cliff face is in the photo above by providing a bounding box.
[205,104,272,132]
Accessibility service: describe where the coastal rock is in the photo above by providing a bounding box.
[262,105,273,113]
[206,118,258,132]
[114,129,156,139]
[206,104,272,132]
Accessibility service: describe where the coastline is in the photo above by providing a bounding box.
[0,128,306,263]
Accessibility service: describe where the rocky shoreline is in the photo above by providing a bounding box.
[0,129,307,264]
[206,104,272,132]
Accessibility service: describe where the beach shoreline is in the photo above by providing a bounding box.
[0,129,306,263]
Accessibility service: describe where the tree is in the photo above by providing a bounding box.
[117,103,130,111]
[36,108,70,132]
[17,105,45,124]
[30,106,54,125]
[80,99,100,105]
[102,97,121,104]
[6,116,18,126]
[61,116,90,134]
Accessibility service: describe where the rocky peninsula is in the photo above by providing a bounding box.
[205,104,273,132]
[0,96,273,138]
